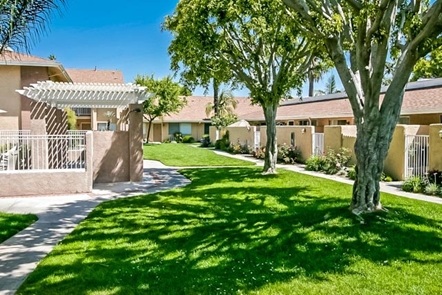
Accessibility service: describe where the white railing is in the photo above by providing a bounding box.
[313,133,324,156]
[0,134,86,172]
[72,108,91,116]
[405,135,429,179]
[0,130,31,136]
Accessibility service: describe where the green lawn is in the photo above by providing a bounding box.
[0,212,37,243]
[143,143,255,167]
[18,168,442,294]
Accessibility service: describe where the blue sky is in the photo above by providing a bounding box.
[31,0,338,97]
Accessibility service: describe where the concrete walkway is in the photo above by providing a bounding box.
[0,155,440,295]
[0,160,190,295]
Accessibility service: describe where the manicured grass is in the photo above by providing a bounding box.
[18,168,442,294]
[0,212,37,243]
[144,143,255,166]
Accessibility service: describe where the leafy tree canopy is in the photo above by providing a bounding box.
[135,74,189,142]
[411,48,442,81]
[165,0,323,173]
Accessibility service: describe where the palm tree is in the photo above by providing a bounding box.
[206,89,237,118]
[0,0,66,53]
[206,89,238,137]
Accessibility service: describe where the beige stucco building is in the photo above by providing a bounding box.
[0,50,71,130]
[0,49,125,132]
[146,79,442,142]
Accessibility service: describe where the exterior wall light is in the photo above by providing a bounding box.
[129,108,142,113]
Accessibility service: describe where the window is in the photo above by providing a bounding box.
[288,121,294,126]
[298,120,317,126]
[97,123,107,131]
[97,122,116,131]
[329,120,348,125]
[169,123,180,134]
[399,116,410,124]
[440,115,442,123]
[180,123,192,134]
[299,120,309,126]
[169,123,192,135]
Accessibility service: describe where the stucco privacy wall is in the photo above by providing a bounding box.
[429,124,442,171]
[93,105,143,183]
[93,131,130,183]
[226,126,255,147]
[260,126,314,162]
[209,126,227,142]
[0,132,93,197]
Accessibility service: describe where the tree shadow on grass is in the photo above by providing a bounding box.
[18,168,442,295]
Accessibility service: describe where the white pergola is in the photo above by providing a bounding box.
[17,81,150,108]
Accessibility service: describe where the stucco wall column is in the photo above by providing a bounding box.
[129,104,143,182]
[429,124,442,172]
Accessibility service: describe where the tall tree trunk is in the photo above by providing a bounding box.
[351,95,402,215]
[146,120,153,143]
[262,103,278,174]
[308,70,314,97]
[213,79,219,116]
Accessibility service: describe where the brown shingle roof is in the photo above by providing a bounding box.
[66,68,124,83]
[242,84,442,121]
[154,79,442,123]
[0,50,54,63]
[157,96,262,123]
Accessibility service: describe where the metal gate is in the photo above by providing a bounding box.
[313,133,324,156]
[405,135,429,178]
[254,130,261,150]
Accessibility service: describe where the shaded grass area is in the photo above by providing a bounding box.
[18,168,442,294]
[0,213,37,243]
[143,143,255,167]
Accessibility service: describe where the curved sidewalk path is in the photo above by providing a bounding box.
[0,160,190,295]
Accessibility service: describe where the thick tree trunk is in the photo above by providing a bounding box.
[262,104,278,174]
[351,102,400,215]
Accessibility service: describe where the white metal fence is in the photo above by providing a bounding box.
[0,133,86,171]
[404,135,429,179]
[313,133,324,156]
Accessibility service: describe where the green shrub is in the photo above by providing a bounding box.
[253,146,265,159]
[215,131,230,151]
[173,132,183,143]
[402,176,426,193]
[424,183,439,196]
[347,165,357,180]
[200,134,211,147]
[305,156,326,171]
[182,135,195,143]
[277,144,302,164]
[381,172,393,182]
[322,147,352,174]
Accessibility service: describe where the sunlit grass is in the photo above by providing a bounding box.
[143,143,255,166]
[0,212,37,243]
[18,168,442,294]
